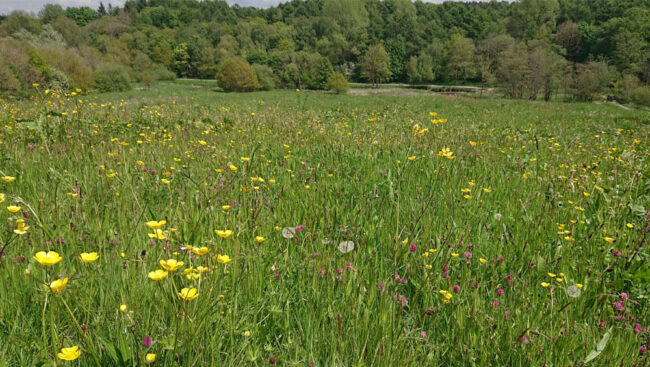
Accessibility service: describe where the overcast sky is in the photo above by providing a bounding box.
[1,0,496,15]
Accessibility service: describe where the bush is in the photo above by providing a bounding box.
[251,64,277,90]
[327,72,349,94]
[216,58,260,92]
[631,86,650,107]
[46,68,69,91]
[93,64,131,92]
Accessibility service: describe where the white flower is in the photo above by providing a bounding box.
[322,238,330,245]
[282,227,295,239]
[566,285,581,298]
[338,241,355,254]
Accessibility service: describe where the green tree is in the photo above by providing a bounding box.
[327,72,349,94]
[443,34,476,82]
[216,58,260,92]
[361,44,391,86]
[172,43,190,77]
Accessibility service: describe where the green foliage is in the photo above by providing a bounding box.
[93,64,132,92]
[0,0,649,101]
[64,7,98,27]
[361,44,391,86]
[251,64,277,90]
[631,85,650,106]
[326,71,349,94]
[216,58,260,92]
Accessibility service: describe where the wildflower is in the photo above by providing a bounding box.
[0,193,4,204]
[57,346,81,361]
[145,353,156,363]
[604,237,615,243]
[438,147,455,159]
[566,285,581,298]
[229,164,238,171]
[145,220,166,230]
[216,254,232,264]
[33,251,63,266]
[178,287,199,301]
[191,247,210,256]
[79,252,99,263]
[7,205,20,213]
[451,253,459,258]
[222,205,231,211]
[148,269,168,281]
[626,223,634,229]
[453,285,460,293]
[159,259,184,271]
[255,236,266,243]
[479,258,487,264]
[215,229,233,239]
[1,176,16,183]
[148,229,167,240]
[14,219,30,235]
[281,227,295,239]
[120,304,127,312]
[243,331,251,337]
[47,277,69,293]
[143,336,153,347]
[541,282,550,288]
[410,243,417,252]
[161,178,170,184]
[338,241,355,254]
[407,156,416,161]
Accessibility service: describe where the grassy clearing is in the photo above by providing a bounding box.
[0,84,648,366]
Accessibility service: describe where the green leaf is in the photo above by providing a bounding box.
[584,327,612,364]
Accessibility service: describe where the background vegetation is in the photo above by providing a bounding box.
[0,0,649,103]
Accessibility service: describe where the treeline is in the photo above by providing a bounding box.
[0,0,649,104]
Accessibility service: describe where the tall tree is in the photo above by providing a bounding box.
[361,44,391,86]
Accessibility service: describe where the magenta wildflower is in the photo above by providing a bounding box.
[143,336,153,347]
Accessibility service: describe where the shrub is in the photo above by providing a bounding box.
[93,64,131,92]
[327,72,349,94]
[631,86,650,107]
[251,64,277,90]
[46,68,69,91]
[216,58,260,92]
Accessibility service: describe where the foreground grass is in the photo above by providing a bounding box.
[0,84,648,366]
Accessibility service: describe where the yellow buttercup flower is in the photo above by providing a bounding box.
[178,287,199,301]
[255,236,266,243]
[1,176,15,183]
[215,229,233,239]
[479,258,487,264]
[145,220,166,230]
[0,193,5,204]
[438,147,455,159]
[14,219,29,235]
[159,259,184,271]
[33,251,63,266]
[229,164,238,171]
[222,205,231,211]
[120,304,127,312]
[7,205,20,213]
[604,237,615,243]
[541,282,550,288]
[216,254,231,264]
[191,247,210,256]
[47,277,69,293]
[148,269,168,281]
[148,229,167,240]
[145,353,156,363]
[79,252,99,263]
[57,346,81,361]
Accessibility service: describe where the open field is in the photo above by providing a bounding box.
[0,82,649,366]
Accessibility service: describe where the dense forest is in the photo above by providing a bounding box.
[1,0,649,104]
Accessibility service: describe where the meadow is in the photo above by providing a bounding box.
[0,82,648,366]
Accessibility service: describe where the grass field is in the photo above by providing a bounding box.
[0,82,649,366]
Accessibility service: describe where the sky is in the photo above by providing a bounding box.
[0,0,495,15]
